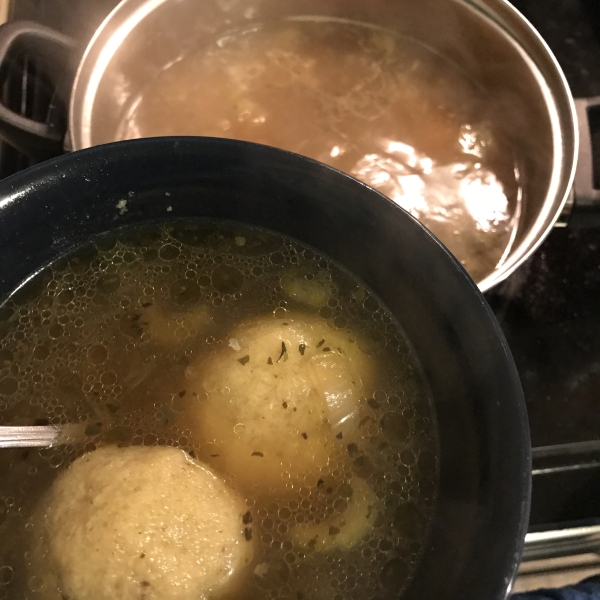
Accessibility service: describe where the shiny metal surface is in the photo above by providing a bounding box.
[465,0,578,290]
[67,0,577,291]
[523,524,600,561]
[0,424,86,448]
[574,96,600,209]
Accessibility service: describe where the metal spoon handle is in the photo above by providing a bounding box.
[0,426,61,448]
[0,423,90,449]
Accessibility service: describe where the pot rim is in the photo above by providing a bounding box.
[468,0,578,292]
[67,0,579,293]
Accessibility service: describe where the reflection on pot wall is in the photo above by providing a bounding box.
[109,16,522,281]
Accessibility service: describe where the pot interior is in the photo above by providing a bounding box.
[71,0,576,290]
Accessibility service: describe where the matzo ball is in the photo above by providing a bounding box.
[183,314,373,494]
[32,445,253,600]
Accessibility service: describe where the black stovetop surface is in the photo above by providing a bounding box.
[487,0,600,449]
[7,0,600,529]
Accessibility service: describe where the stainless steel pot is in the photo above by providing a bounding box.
[0,0,595,291]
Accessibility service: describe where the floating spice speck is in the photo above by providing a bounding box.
[317,339,325,348]
[367,398,379,409]
[277,341,287,362]
[237,355,250,366]
[251,451,264,457]
[85,422,102,436]
[299,342,306,356]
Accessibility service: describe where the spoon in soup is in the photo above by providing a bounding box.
[0,424,88,448]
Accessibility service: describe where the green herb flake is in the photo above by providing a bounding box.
[374,511,385,527]
[322,347,330,352]
[85,422,102,436]
[277,341,287,363]
[301,432,308,439]
[237,355,250,366]
[282,401,288,409]
[267,357,273,365]
[336,432,343,439]
[161,404,176,425]
[347,443,359,456]
[317,339,325,348]
[251,451,264,457]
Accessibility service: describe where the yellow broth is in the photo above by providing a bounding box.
[0,220,438,600]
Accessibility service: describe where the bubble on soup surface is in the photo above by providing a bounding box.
[0,566,13,585]
[212,265,244,294]
[290,477,381,551]
[30,446,253,600]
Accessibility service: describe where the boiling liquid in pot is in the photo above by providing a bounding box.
[117,18,523,282]
[0,220,438,600]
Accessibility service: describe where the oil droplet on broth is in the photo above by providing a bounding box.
[117,18,523,283]
[0,220,438,600]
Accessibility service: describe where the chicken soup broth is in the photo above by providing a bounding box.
[0,220,438,600]
[117,17,523,282]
